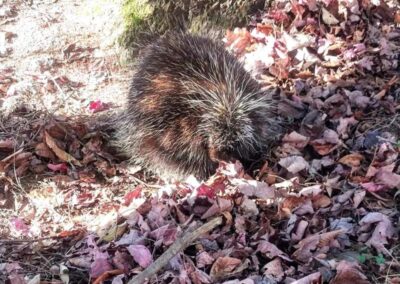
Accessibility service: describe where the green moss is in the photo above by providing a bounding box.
[119,0,266,60]
[119,0,155,56]
[122,0,153,29]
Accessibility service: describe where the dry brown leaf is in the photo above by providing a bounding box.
[210,256,241,280]
[282,131,310,149]
[279,196,308,218]
[35,142,56,160]
[196,251,215,269]
[330,260,370,284]
[45,123,67,140]
[375,169,400,189]
[311,142,337,155]
[395,10,400,24]
[0,139,14,149]
[14,160,30,176]
[263,258,284,281]
[312,194,332,208]
[13,152,32,164]
[2,152,32,172]
[236,179,275,199]
[318,229,346,247]
[279,156,309,174]
[322,8,339,25]
[44,131,82,166]
[257,241,291,261]
[201,197,233,219]
[359,212,394,254]
[353,190,366,208]
[293,229,346,262]
[339,153,364,168]
[292,220,309,242]
[294,272,322,284]
[299,185,323,197]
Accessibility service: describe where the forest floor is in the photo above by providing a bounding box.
[1,0,400,284]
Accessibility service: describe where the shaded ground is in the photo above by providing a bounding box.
[0,0,130,116]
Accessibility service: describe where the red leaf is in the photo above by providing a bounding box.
[89,100,110,113]
[90,254,113,278]
[124,186,142,206]
[10,217,30,235]
[127,245,153,268]
[197,184,217,199]
[47,163,68,173]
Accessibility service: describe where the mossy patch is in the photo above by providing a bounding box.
[122,0,153,28]
[119,0,154,50]
[120,0,267,59]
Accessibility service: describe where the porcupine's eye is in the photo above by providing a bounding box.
[208,145,236,163]
[208,135,238,163]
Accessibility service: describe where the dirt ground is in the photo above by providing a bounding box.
[0,0,131,116]
[1,0,137,281]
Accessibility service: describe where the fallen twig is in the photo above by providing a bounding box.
[127,216,224,284]
[93,269,124,284]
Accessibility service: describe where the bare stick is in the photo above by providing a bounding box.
[127,216,223,284]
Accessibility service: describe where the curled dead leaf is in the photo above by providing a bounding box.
[359,212,394,254]
[0,139,14,149]
[44,131,82,166]
[339,153,364,168]
[293,272,322,284]
[331,260,370,284]
[279,156,309,174]
[210,256,241,280]
[279,196,308,218]
[293,229,346,262]
[312,194,332,209]
[322,8,339,25]
[35,142,56,159]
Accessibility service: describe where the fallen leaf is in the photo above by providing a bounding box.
[0,139,14,149]
[90,253,113,278]
[35,142,56,159]
[196,251,215,268]
[210,257,241,279]
[359,212,394,254]
[339,153,364,168]
[375,169,400,189]
[293,230,346,262]
[124,186,142,206]
[257,241,291,261]
[112,251,133,272]
[322,8,339,25]
[127,244,153,268]
[44,131,82,166]
[280,196,308,217]
[236,179,275,199]
[282,131,310,149]
[47,163,68,173]
[293,272,322,284]
[279,156,310,174]
[331,260,370,284]
[89,100,110,113]
[10,217,30,235]
[312,194,331,208]
[263,258,284,281]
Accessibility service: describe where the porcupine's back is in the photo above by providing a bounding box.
[115,32,280,179]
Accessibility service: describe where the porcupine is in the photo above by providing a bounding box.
[114,32,281,180]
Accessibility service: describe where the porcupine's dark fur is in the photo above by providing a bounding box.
[114,32,281,179]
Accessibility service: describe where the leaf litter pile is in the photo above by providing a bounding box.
[1,0,400,283]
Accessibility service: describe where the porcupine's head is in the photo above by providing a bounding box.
[188,62,279,165]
